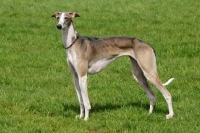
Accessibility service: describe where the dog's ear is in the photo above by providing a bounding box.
[69,12,80,18]
[51,12,61,18]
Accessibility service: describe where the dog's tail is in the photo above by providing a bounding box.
[162,78,174,86]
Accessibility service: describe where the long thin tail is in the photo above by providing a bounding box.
[162,78,174,86]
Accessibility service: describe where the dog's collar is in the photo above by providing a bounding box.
[65,34,79,49]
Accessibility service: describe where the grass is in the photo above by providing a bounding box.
[0,0,200,132]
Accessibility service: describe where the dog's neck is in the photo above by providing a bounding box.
[61,22,77,49]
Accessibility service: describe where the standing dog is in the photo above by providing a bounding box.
[52,12,174,121]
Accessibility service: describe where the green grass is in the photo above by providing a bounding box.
[0,0,200,132]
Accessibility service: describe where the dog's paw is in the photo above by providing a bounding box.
[166,114,174,119]
[76,114,84,119]
[84,117,89,121]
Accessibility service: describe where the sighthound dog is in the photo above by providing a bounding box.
[52,12,174,121]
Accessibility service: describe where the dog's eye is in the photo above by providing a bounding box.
[65,17,68,20]
[57,17,60,20]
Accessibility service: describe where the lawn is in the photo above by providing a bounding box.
[0,0,200,132]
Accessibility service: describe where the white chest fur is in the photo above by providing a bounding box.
[67,49,77,66]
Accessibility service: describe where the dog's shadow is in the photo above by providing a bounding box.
[62,102,166,117]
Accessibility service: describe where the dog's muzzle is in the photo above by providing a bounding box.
[57,24,62,30]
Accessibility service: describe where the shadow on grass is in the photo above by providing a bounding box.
[91,102,167,115]
[62,102,167,117]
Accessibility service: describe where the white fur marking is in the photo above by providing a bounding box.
[58,13,65,27]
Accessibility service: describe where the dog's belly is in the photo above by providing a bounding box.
[88,56,119,74]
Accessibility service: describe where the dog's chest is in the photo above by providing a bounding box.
[67,49,77,66]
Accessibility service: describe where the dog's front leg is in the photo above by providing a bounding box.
[67,61,84,119]
[73,75,84,119]
[78,75,91,121]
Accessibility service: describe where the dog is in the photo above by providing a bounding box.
[52,12,174,121]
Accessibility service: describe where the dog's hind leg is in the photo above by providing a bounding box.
[143,72,174,119]
[129,57,156,114]
[134,47,174,119]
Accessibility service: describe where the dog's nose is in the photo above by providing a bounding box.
[57,24,62,29]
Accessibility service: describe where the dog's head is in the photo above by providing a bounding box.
[52,12,80,30]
